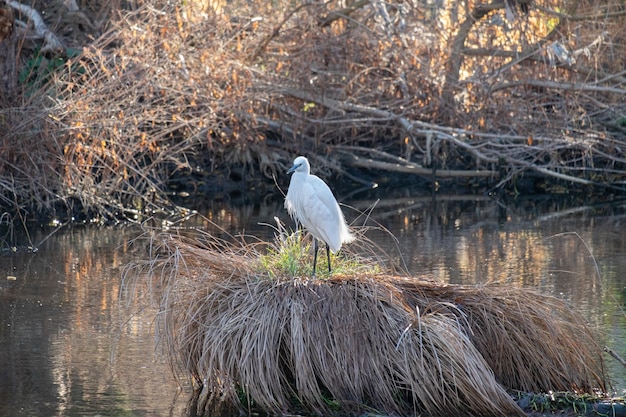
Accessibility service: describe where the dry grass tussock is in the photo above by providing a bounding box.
[124,221,606,417]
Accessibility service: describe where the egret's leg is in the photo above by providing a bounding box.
[312,238,319,276]
[326,243,331,273]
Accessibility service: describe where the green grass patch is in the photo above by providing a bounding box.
[257,218,381,279]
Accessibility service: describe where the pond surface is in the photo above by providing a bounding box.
[1,193,625,416]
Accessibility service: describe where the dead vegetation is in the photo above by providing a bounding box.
[124,224,607,417]
[0,0,625,219]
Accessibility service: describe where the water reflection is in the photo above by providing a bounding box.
[0,226,187,417]
[0,195,625,416]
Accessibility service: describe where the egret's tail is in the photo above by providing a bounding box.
[340,223,356,246]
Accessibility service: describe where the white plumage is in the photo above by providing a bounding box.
[285,156,355,275]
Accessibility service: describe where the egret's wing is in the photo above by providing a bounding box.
[303,176,344,251]
[310,176,355,246]
[298,178,333,223]
[307,176,337,210]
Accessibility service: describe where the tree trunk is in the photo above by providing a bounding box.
[0,4,16,98]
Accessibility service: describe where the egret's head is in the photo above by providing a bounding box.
[287,156,310,175]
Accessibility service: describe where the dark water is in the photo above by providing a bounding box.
[1,194,625,416]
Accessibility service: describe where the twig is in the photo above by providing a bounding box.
[544,231,602,284]
[603,346,626,368]
[247,2,313,63]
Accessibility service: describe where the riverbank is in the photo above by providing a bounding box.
[0,0,625,223]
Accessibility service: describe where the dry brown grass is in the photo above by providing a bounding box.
[397,280,606,394]
[124,225,606,417]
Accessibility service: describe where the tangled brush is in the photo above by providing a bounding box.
[125,227,606,417]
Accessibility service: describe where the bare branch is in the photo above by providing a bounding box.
[340,150,499,178]
[491,80,626,95]
[6,0,63,53]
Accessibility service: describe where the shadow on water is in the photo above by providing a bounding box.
[0,192,625,416]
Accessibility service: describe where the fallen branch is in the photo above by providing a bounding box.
[268,86,626,190]
[531,166,595,186]
[341,151,499,178]
[6,0,63,53]
[492,79,626,95]
[274,85,553,143]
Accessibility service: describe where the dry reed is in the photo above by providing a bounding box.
[125,227,606,417]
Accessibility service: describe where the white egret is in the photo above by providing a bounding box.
[285,156,355,275]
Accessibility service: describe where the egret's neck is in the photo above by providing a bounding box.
[290,171,307,183]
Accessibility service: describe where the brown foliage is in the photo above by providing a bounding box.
[0,0,625,218]
[125,228,606,417]
[0,5,13,42]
